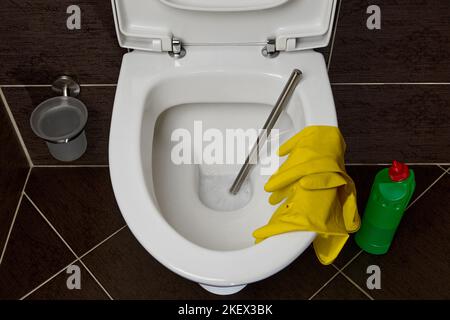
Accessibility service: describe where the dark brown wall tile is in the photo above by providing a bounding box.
[329,0,450,82]
[3,86,115,165]
[314,0,341,67]
[0,96,28,251]
[9,85,450,166]
[25,167,124,255]
[335,85,450,163]
[0,198,75,299]
[0,0,125,85]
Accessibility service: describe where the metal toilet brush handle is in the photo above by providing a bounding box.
[229,69,302,195]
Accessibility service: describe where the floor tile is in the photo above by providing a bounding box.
[335,85,450,163]
[26,263,108,300]
[342,174,450,299]
[230,246,337,300]
[0,198,75,299]
[82,228,212,300]
[313,274,369,300]
[329,0,450,82]
[25,167,124,256]
[334,165,445,267]
[332,236,362,270]
[0,0,125,84]
[0,98,28,250]
[82,228,337,300]
[3,86,115,165]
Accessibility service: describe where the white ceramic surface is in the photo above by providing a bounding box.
[111,0,337,52]
[109,46,337,289]
[159,0,289,12]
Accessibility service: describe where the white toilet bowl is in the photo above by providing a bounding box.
[109,0,338,294]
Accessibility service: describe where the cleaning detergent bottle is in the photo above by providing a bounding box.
[355,161,415,254]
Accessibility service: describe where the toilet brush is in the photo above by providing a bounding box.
[229,69,302,195]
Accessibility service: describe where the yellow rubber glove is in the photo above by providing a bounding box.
[253,126,360,265]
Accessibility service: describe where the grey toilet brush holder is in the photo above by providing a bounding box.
[30,76,88,162]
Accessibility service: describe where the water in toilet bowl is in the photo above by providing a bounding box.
[198,164,252,212]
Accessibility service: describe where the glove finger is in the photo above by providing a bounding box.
[266,157,346,192]
[265,167,302,192]
[268,184,293,205]
[299,172,347,190]
[253,201,295,241]
[277,131,302,156]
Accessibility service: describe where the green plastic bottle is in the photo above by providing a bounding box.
[355,160,415,255]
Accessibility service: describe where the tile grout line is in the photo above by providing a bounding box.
[74,225,129,300]
[333,249,364,273]
[0,84,117,88]
[19,257,79,300]
[13,165,448,299]
[33,164,109,168]
[332,250,363,271]
[80,84,117,87]
[346,163,390,166]
[308,269,341,300]
[331,264,375,300]
[78,225,127,260]
[331,82,450,85]
[13,163,448,298]
[322,250,375,300]
[0,88,33,167]
[340,271,375,300]
[20,224,127,300]
[23,193,114,300]
[0,167,32,265]
[406,165,449,210]
[327,165,449,298]
[2,83,450,87]
[307,240,364,300]
[346,163,450,166]
[0,85,51,88]
[326,0,342,71]
[32,163,449,168]
[24,193,79,258]
[76,260,114,300]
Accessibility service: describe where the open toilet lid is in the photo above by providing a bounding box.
[111,0,337,52]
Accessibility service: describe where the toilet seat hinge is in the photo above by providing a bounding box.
[168,38,186,59]
[261,39,280,58]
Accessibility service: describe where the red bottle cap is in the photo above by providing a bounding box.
[389,160,409,182]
